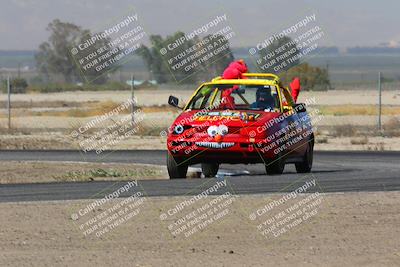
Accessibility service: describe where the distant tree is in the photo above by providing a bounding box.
[78,30,115,84]
[35,19,115,84]
[35,20,83,83]
[200,34,234,80]
[139,32,197,83]
[257,36,330,90]
[139,34,175,84]
[280,63,330,91]
[165,31,199,83]
[259,36,300,73]
[139,32,234,83]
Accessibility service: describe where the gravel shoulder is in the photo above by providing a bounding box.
[0,161,167,184]
[1,89,399,106]
[0,191,399,266]
[1,134,400,151]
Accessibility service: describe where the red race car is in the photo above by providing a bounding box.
[166,73,314,179]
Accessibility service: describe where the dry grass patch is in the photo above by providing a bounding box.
[350,136,369,145]
[6,102,176,118]
[383,117,400,137]
[332,124,358,137]
[315,135,328,144]
[30,100,127,117]
[53,168,159,182]
[317,105,400,116]
[0,161,166,184]
[0,100,86,108]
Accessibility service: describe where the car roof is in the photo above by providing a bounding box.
[204,73,281,86]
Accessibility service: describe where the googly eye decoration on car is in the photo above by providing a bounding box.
[207,125,219,137]
[174,124,184,134]
[218,125,228,136]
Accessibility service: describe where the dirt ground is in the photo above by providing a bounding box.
[0,114,398,130]
[0,89,399,131]
[0,161,167,184]
[0,88,399,151]
[1,133,400,151]
[0,191,399,266]
[0,134,166,150]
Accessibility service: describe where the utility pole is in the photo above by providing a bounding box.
[378,72,382,132]
[7,76,11,129]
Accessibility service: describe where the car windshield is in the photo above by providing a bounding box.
[186,84,280,111]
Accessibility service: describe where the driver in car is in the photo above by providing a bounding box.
[250,88,275,111]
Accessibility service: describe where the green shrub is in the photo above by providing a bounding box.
[1,78,29,94]
[280,63,331,91]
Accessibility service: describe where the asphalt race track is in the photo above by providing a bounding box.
[0,150,399,202]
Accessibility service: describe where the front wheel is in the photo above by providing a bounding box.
[295,141,314,173]
[265,153,285,175]
[167,153,188,179]
[201,163,219,177]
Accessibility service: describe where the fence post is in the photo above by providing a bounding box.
[378,72,382,132]
[7,76,11,129]
[131,74,135,124]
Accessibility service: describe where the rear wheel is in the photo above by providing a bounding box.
[201,163,219,177]
[295,140,314,173]
[167,153,188,179]
[265,153,285,175]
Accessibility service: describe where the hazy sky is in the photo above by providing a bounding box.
[1,0,399,50]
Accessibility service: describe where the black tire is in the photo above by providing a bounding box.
[167,153,188,179]
[295,140,314,173]
[201,163,219,177]
[265,153,285,175]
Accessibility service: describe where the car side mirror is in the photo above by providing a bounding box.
[168,95,183,109]
[294,103,307,113]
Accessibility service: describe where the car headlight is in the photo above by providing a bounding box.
[173,124,184,134]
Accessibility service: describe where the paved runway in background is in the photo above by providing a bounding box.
[0,150,399,202]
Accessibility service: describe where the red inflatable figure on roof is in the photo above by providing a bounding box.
[219,59,248,109]
[222,59,248,79]
[289,77,301,103]
[220,60,302,107]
